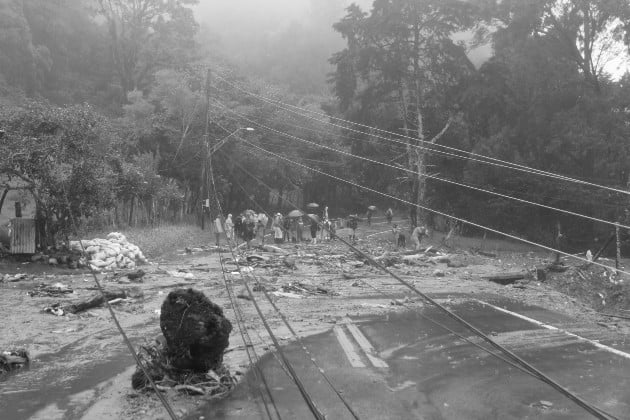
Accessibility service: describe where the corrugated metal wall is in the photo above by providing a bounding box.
[10,218,36,254]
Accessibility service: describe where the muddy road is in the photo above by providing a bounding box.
[1,222,628,419]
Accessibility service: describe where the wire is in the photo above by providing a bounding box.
[208,152,325,420]
[225,165,362,419]
[214,74,630,198]
[224,153,617,420]
[62,193,179,420]
[237,138,630,280]
[210,101,630,211]
[212,101,630,231]
[217,252,280,419]
[354,279,620,420]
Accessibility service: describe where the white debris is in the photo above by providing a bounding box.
[69,232,148,271]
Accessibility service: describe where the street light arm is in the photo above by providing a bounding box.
[208,127,254,156]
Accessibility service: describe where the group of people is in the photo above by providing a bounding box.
[212,205,429,252]
[212,211,262,249]
[271,206,334,245]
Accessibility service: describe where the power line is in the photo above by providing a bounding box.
[209,100,628,210]
[208,153,326,420]
[237,137,630,276]
[352,278,620,420]
[212,100,630,231]
[216,251,281,419]
[213,74,630,198]
[225,164,363,419]
[224,151,617,420]
[62,193,179,420]
[208,101,627,210]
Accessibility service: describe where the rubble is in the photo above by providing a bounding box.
[29,282,73,297]
[1,349,30,377]
[69,232,147,271]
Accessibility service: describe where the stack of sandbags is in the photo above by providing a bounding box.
[69,232,148,271]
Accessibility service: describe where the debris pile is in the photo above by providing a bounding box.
[0,349,30,377]
[131,289,235,396]
[69,232,148,271]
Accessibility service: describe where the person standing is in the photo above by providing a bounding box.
[283,216,291,242]
[242,213,256,249]
[366,208,373,226]
[297,217,304,242]
[310,217,319,244]
[272,213,284,244]
[323,206,329,221]
[225,214,234,244]
[213,215,224,247]
[348,215,358,243]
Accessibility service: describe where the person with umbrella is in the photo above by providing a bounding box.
[386,208,393,224]
[366,205,376,226]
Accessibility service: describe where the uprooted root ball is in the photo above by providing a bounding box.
[131,289,235,396]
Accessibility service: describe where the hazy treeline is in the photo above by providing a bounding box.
[1,0,630,250]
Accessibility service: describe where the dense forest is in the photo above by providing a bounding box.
[1,0,630,251]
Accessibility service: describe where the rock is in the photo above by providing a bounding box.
[283,256,297,270]
[160,289,232,371]
[127,269,146,281]
[447,259,466,268]
[433,269,445,277]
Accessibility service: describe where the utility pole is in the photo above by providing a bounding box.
[199,68,212,230]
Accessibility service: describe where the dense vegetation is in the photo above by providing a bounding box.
[1,0,629,251]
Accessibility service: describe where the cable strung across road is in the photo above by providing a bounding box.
[224,152,618,420]
[213,73,630,198]
[208,153,327,420]
[210,101,626,212]
[61,192,179,420]
[211,100,630,231]
[226,166,363,419]
[216,254,281,419]
[238,137,630,278]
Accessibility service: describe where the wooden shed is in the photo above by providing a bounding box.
[10,218,36,254]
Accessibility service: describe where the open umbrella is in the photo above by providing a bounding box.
[306,214,320,223]
[306,202,319,209]
[287,209,304,218]
[367,205,377,211]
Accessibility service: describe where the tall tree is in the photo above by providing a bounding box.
[96,0,199,100]
[330,0,476,224]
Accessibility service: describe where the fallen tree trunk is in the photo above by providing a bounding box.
[63,288,127,314]
[482,272,527,285]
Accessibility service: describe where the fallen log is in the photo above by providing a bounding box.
[62,288,127,314]
[482,272,527,285]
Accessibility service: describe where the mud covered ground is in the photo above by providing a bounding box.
[1,221,629,419]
